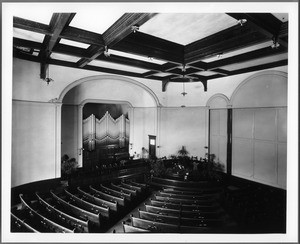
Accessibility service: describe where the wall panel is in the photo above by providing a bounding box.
[232,138,253,177]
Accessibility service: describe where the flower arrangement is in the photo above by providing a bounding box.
[61,154,78,178]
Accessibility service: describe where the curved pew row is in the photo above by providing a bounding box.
[120,182,143,193]
[110,183,137,197]
[149,199,221,212]
[145,204,223,219]
[65,189,110,219]
[154,194,217,206]
[138,209,223,227]
[122,221,150,233]
[11,207,40,232]
[19,194,76,233]
[89,185,126,207]
[36,192,90,233]
[130,215,215,233]
[77,187,118,212]
[50,190,101,227]
[158,191,217,200]
[99,184,131,201]
[150,177,223,194]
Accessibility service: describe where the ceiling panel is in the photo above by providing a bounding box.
[69,11,124,34]
[272,13,288,22]
[109,49,167,65]
[59,39,90,49]
[220,53,288,71]
[152,72,174,77]
[196,70,219,76]
[139,13,237,45]
[13,28,45,43]
[202,41,274,62]
[89,59,149,73]
[13,12,52,25]
[51,53,81,63]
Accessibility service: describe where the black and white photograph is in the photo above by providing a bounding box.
[1,1,298,243]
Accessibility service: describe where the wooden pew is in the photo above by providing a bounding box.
[120,182,142,193]
[11,208,39,232]
[139,209,223,227]
[150,199,221,212]
[131,216,179,233]
[65,189,110,218]
[77,187,118,212]
[163,188,218,196]
[110,183,137,196]
[145,204,222,219]
[154,194,215,206]
[158,191,216,200]
[36,192,90,233]
[100,184,131,201]
[128,180,147,189]
[122,221,150,233]
[19,194,75,233]
[50,190,101,227]
[89,185,126,207]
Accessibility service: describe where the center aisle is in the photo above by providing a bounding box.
[106,191,158,233]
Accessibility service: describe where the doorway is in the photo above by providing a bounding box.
[148,135,156,159]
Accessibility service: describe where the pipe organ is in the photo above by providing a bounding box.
[83,112,129,151]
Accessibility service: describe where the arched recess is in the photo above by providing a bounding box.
[206,94,230,173]
[57,75,160,172]
[229,70,287,189]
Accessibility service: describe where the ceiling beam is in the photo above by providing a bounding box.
[185,30,267,64]
[77,13,157,68]
[207,45,287,70]
[114,32,184,64]
[13,16,104,46]
[14,37,43,50]
[39,13,75,79]
[226,13,288,48]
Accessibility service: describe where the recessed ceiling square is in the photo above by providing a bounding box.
[59,39,90,49]
[139,13,237,45]
[14,28,45,43]
[51,53,81,63]
[109,49,166,65]
[220,53,288,71]
[90,60,149,73]
[69,11,124,34]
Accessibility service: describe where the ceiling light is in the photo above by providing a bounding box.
[181,82,187,97]
[104,46,110,57]
[131,25,139,33]
[43,66,54,85]
[217,53,223,58]
[237,19,247,26]
[271,36,280,49]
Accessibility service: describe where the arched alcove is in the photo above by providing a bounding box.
[229,70,287,189]
[58,75,160,171]
[206,94,230,173]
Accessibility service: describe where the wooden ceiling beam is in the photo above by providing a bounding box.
[114,32,184,64]
[207,45,287,70]
[226,13,288,48]
[39,13,75,79]
[103,13,157,47]
[185,31,267,64]
[13,17,104,46]
[77,13,157,68]
[13,17,52,35]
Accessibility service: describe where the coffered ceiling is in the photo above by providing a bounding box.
[13,11,288,91]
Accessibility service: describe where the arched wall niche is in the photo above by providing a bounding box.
[229,70,287,189]
[206,93,230,109]
[229,70,287,108]
[60,75,160,169]
[59,75,160,107]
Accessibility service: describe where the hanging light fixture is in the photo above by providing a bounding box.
[43,65,54,85]
[181,82,187,97]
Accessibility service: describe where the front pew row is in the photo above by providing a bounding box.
[122,188,232,233]
[11,180,148,233]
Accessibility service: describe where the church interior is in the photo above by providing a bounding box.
[2,2,298,243]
